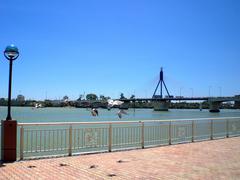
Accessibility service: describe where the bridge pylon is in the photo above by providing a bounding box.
[152,68,171,111]
[152,67,171,99]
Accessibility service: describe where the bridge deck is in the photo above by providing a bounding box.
[118,96,240,102]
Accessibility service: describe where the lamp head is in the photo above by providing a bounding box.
[4,44,19,60]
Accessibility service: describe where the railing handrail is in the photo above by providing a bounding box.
[17,116,240,126]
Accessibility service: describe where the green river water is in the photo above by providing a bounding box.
[1,107,240,123]
[1,107,240,159]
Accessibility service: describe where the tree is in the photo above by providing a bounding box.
[86,93,98,101]
[99,95,105,101]
[62,95,69,102]
[106,96,111,100]
[77,94,84,101]
[44,100,53,107]
[120,93,126,100]
[130,95,135,99]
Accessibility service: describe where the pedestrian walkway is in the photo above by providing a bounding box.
[1,137,240,179]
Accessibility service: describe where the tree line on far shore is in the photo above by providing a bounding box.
[0,95,236,109]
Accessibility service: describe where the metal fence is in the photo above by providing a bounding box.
[17,117,240,160]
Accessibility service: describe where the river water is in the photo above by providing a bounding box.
[1,107,240,159]
[0,106,240,123]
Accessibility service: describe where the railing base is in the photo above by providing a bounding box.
[1,120,17,162]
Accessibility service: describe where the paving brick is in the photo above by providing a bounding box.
[0,137,240,179]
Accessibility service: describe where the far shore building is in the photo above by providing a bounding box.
[17,94,25,102]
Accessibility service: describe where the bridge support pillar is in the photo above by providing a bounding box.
[209,101,221,113]
[234,101,240,109]
[153,100,169,111]
[199,102,203,111]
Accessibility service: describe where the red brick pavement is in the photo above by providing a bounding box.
[1,137,240,179]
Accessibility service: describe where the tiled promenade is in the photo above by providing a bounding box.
[1,137,240,180]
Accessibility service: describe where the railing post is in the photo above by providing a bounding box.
[226,119,229,138]
[20,126,24,160]
[210,119,213,140]
[192,120,194,142]
[141,122,144,149]
[108,123,112,152]
[169,121,172,145]
[68,125,72,156]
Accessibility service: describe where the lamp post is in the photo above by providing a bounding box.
[1,44,19,162]
[190,88,193,97]
[179,87,183,102]
[180,87,183,97]
[4,44,19,120]
[208,86,212,97]
[218,86,222,97]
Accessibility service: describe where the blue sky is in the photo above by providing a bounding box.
[0,0,240,100]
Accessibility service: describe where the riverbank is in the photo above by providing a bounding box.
[0,99,238,109]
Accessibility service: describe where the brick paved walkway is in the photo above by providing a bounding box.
[1,137,240,179]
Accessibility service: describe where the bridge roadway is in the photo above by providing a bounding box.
[116,96,240,112]
[118,96,240,102]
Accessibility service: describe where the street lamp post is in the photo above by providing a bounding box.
[4,44,19,120]
[208,86,212,97]
[180,87,183,97]
[179,87,183,102]
[1,44,19,162]
[218,86,222,97]
[190,88,193,97]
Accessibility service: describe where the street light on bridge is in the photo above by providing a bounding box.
[4,44,19,120]
[218,86,222,97]
[180,87,184,97]
[208,86,212,97]
[190,88,193,97]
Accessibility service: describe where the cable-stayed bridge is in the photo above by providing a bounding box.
[117,68,240,112]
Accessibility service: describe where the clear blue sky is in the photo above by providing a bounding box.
[0,0,240,100]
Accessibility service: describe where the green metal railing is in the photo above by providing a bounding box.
[17,117,240,160]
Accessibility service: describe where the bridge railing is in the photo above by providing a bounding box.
[18,117,240,160]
